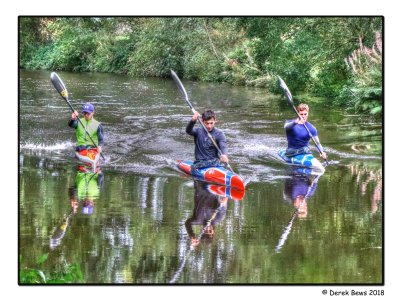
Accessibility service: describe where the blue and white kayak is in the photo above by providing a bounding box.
[278,149,325,172]
[177,160,245,191]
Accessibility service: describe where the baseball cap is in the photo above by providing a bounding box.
[82,103,94,113]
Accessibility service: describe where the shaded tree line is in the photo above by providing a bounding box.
[19,17,382,115]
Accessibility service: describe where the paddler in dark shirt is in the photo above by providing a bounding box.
[68,102,104,153]
[186,109,229,172]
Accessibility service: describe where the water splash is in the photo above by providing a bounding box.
[20,141,74,151]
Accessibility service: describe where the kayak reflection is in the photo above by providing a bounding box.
[49,168,104,249]
[206,183,245,201]
[275,167,321,253]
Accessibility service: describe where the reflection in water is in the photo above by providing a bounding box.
[138,177,150,209]
[50,169,104,249]
[170,181,229,283]
[350,164,382,213]
[185,181,228,246]
[275,168,321,253]
[19,70,382,284]
[206,184,245,201]
[151,177,167,222]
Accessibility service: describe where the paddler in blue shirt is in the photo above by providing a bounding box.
[186,109,229,173]
[68,102,104,153]
[284,103,327,160]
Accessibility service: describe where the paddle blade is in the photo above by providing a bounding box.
[50,72,68,100]
[277,76,293,105]
[170,70,192,109]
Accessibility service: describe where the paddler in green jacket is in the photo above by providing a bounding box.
[68,103,104,153]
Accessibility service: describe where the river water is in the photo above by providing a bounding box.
[19,70,382,284]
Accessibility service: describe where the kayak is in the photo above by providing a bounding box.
[278,149,325,172]
[177,160,245,191]
[75,148,100,173]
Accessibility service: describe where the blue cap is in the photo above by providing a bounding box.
[82,103,94,113]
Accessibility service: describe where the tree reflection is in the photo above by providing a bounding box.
[350,164,382,213]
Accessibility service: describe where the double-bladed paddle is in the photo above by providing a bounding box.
[170,70,234,173]
[50,72,105,160]
[278,76,328,165]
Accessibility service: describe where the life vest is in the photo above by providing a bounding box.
[76,118,100,147]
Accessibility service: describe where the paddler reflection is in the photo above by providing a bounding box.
[50,169,104,249]
[169,181,243,283]
[275,168,321,253]
[185,181,232,247]
[283,169,320,218]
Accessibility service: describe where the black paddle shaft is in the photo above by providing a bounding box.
[50,72,105,160]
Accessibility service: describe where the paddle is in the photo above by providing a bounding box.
[50,72,105,161]
[277,76,328,165]
[170,70,235,173]
[50,210,73,250]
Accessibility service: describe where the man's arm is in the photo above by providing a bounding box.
[215,131,229,163]
[186,112,201,136]
[96,124,104,153]
[216,131,228,155]
[68,111,79,128]
[313,136,327,160]
[284,119,297,130]
[68,119,78,128]
[186,120,197,136]
[97,124,104,147]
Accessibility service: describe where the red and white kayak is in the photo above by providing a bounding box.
[177,160,245,191]
[75,148,100,173]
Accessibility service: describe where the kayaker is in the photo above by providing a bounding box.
[68,102,104,153]
[186,109,229,173]
[185,181,228,247]
[284,103,327,160]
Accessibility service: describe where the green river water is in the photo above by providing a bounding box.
[19,70,382,284]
